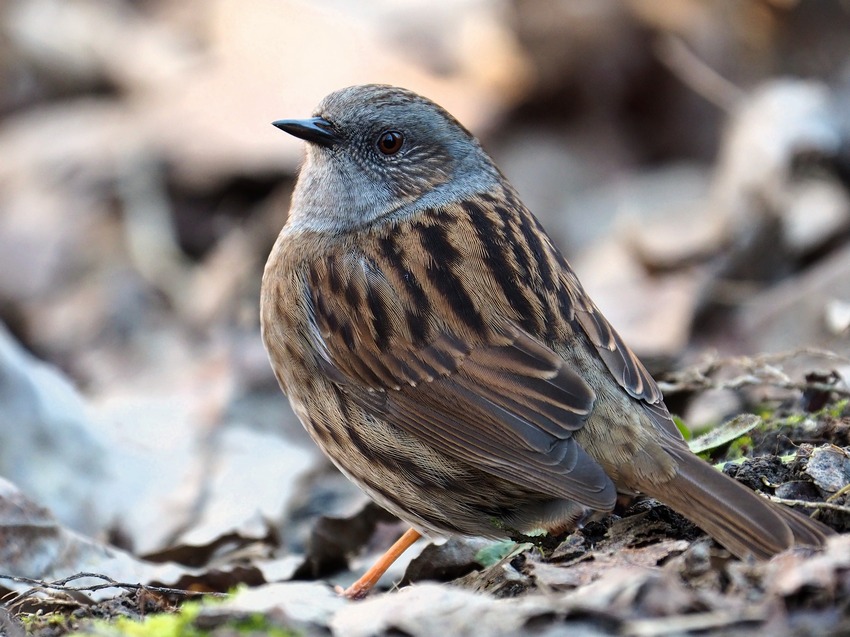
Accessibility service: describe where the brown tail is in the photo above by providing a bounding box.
[644,446,832,559]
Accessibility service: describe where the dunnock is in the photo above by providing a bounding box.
[261,85,830,599]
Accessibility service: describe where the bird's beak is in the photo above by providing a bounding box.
[272,117,339,148]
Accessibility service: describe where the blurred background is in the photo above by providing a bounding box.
[1,0,849,583]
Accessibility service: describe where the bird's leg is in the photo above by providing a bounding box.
[340,527,422,600]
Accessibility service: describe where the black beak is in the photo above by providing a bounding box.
[272,117,339,148]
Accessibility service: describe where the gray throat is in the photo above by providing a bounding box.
[284,150,503,236]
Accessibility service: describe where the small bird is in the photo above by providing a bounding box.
[261,85,831,599]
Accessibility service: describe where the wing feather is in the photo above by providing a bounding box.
[307,250,617,509]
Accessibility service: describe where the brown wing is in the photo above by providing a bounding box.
[561,265,684,443]
[305,249,616,510]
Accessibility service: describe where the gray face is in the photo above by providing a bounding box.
[279,85,502,234]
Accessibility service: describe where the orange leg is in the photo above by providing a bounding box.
[340,527,422,600]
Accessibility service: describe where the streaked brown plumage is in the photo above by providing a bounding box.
[261,85,831,597]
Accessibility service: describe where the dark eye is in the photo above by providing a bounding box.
[376,130,404,155]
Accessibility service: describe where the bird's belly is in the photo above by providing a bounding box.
[287,387,600,540]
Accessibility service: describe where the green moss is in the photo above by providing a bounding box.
[826,398,849,418]
[19,611,73,632]
[111,609,202,637]
[67,598,299,637]
[782,412,807,426]
[713,456,746,469]
[20,612,65,626]
[725,434,753,459]
[68,601,203,637]
[757,406,775,421]
[715,451,805,471]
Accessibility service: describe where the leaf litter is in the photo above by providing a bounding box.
[1,2,850,635]
[2,371,848,636]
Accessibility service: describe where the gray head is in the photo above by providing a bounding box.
[274,85,502,234]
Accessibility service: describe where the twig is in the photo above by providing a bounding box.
[766,496,850,515]
[0,572,226,612]
[827,482,850,503]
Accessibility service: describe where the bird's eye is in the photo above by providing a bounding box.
[376,130,404,155]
